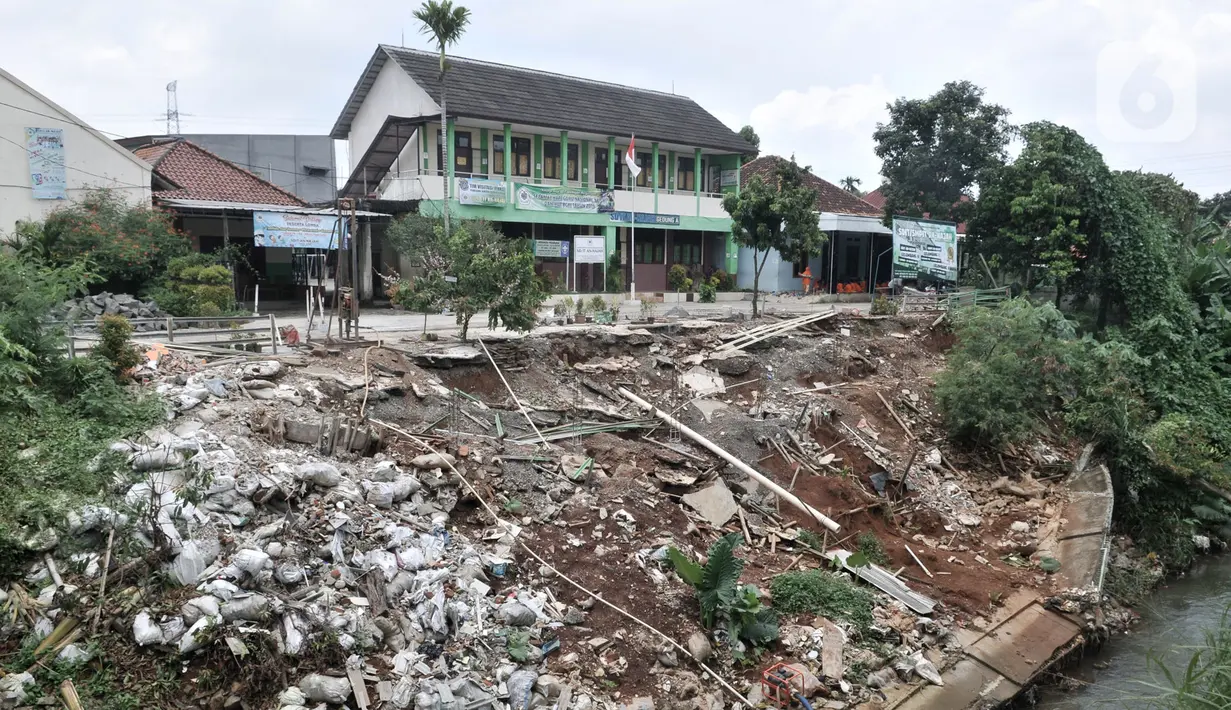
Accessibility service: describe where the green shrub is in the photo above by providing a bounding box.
[148,254,236,316]
[699,280,717,303]
[667,534,779,659]
[668,264,690,292]
[588,295,607,312]
[871,295,899,315]
[713,269,735,291]
[605,252,624,293]
[93,315,141,377]
[935,300,1080,446]
[769,569,875,632]
[856,533,890,566]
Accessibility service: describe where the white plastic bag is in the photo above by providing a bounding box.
[134,611,164,646]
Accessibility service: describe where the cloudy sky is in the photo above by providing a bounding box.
[3,0,1230,196]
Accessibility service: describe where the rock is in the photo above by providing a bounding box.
[299,674,352,704]
[620,698,654,710]
[687,631,712,663]
[657,647,679,667]
[498,602,537,627]
[680,479,738,527]
[534,674,567,699]
[562,607,586,625]
[957,514,982,527]
[1010,521,1030,533]
[410,452,456,470]
[781,663,821,695]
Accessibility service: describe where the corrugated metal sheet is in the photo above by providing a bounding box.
[829,549,937,615]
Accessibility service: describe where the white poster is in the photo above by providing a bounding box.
[574,236,605,264]
[26,128,67,200]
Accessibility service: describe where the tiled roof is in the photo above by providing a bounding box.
[331,46,754,154]
[861,186,968,233]
[130,139,307,207]
[741,156,883,217]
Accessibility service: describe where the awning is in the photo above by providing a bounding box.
[155,197,390,218]
[819,212,891,235]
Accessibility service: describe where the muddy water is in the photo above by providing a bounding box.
[1035,554,1231,708]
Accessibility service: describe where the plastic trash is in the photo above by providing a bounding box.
[204,378,228,398]
[366,483,394,509]
[365,550,399,579]
[296,462,342,487]
[507,669,538,710]
[130,447,185,472]
[299,674,352,704]
[221,594,270,622]
[498,602,537,627]
[179,616,216,654]
[57,643,91,664]
[160,616,187,644]
[0,672,34,704]
[410,452,455,470]
[181,596,221,626]
[390,677,416,709]
[283,613,306,655]
[200,579,240,601]
[232,549,271,576]
[242,360,283,380]
[275,562,305,584]
[278,686,307,708]
[171,538,220,585]
[134,611,164,646]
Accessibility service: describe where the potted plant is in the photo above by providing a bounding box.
[588,295,609,323]
[558,296,574,324]
[576,296,590,323]
[640,298,655,323]
[607,295,622,323]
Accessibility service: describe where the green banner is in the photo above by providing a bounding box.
[892,217,958,281]
[514,183,614,213]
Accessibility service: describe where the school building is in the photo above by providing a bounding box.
[331,45,755,294]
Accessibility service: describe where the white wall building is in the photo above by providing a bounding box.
[0,67,151,239]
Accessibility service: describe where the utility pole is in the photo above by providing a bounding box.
[349,200,360,339]
[165,81,180,135]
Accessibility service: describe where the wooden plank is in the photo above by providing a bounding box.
[348,668,372,710]
[815,617,845,680]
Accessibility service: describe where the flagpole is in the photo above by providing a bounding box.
[630,184,636,300]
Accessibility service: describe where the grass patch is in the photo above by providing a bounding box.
[1105,564,1162,606]
[856,533,890,566]
[0,396,160,578]
[769,569,875,632]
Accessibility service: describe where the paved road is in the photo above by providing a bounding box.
[276,296,869,342]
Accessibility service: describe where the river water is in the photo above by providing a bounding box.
[1035,554,1231,708]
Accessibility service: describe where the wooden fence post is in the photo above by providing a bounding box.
[269,314,279,354]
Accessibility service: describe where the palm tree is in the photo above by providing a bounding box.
[414,0,471,238]
[840,176,863,196]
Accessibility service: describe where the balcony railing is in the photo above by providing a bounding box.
[378,169,730,219]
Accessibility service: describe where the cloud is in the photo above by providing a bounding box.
[750,78,893,134]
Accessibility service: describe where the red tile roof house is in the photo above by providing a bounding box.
[127,138,386,306]
[737,156,892,297]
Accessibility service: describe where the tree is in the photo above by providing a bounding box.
[1117,170,1199,238]
[873,81,1012,224]
[21,189,190,291]
[414,0,471,239]
[386,215,544,340]
[839,176,863,196]
[722,157,823,318]
[970,122,1109,297]
[738,125,760,165]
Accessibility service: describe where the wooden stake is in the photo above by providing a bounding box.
[905,544,933,578]
[876,391,914,440]
[738,508,753,545]
[91,526,116,633]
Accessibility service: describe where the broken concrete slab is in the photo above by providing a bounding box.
[692,400,728,423]
[681,479,738,527]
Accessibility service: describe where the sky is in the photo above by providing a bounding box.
[3,0,1231,196]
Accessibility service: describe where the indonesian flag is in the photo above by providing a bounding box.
[625,137,641,178]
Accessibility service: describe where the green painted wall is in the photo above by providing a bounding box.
[533,135,543,183]
[419,198,731,233]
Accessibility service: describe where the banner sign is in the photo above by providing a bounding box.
[534,239,570,259]
[26,128,66,200]
[458,177,507,206]
[254,211,343,250]
[574,236,606,264]
[607,211,680,226]
[892,217,958,281]
[514,183,614,213]
[720,169,738,187]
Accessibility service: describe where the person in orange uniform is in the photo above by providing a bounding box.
[800,265,813,294]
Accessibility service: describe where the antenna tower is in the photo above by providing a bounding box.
[165,81,180,135]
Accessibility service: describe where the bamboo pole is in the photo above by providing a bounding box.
[618,387,840,532]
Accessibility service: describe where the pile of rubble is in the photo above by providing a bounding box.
[52,292,170,330]
[2,311,1091,708]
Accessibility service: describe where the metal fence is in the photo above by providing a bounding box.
[900,287,1013,313]
[59,314,281,357]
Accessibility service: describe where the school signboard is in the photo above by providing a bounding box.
[892,217,958,281]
